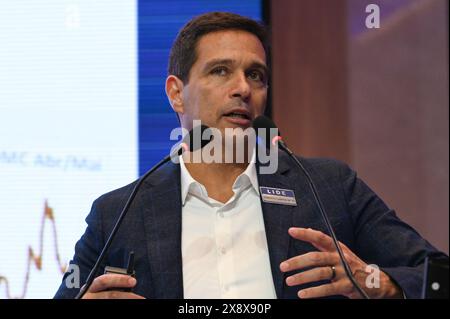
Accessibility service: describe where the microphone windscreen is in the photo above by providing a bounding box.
[182,124,212,152]
[252,116,280,148]
[252,115,278,132]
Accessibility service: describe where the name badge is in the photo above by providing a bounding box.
[259,186,297,206]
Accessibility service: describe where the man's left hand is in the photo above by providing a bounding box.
[279,227,403,299]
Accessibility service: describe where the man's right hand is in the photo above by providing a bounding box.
[81,274,145,299]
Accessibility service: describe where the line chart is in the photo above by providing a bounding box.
[0,200,67,299]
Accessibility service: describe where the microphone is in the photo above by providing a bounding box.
[75,124,212,299]
[252,116,370,299]
[178,124,213,155]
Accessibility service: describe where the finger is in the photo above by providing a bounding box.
[286,266,337,287]
[280,251,340,273]
[89,274,137,293]
[84,291,145,299]
[289,227,350,253]
[297,281,345,299]
[288,228,335,252]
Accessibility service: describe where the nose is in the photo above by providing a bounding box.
[229,72,251,102]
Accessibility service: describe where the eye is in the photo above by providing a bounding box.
[247,70,265,83]
[210,66,228,76]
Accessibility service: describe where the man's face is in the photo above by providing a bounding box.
[173,30,268,133]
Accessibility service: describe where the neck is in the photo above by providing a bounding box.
[183,152,252,203]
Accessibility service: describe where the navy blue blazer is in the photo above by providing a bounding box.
[54,152,446,299]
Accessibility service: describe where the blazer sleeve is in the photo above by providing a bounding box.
[53,199,105,299]
[338,162,447,299]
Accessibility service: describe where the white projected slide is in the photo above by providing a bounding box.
[0,1,137,298]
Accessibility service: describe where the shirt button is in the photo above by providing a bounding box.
[220,247,226,255]
[218,212,224,218]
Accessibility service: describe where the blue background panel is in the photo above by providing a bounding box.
[138,0,263,174]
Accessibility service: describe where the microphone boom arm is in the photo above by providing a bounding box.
[278,141,370,299]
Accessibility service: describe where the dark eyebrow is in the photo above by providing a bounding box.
[202,59,235,72]
[202,58,269,77]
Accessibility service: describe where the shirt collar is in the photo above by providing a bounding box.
[179,150,259,205]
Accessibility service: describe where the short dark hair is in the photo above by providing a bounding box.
[168,12,269,83]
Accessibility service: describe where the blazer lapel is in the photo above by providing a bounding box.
[257,151,296,298]
[139,161,184,298]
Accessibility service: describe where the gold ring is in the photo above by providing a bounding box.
[330,266,336,281]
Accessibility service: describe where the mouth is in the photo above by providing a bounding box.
[223,109,252,126]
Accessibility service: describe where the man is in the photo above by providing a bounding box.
[54,12,446,299]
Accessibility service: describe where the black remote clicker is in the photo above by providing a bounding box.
[104,251,136,292]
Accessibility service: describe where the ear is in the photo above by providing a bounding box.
[165,75,185,115]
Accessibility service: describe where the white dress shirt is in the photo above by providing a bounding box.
[179,154,277,299]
